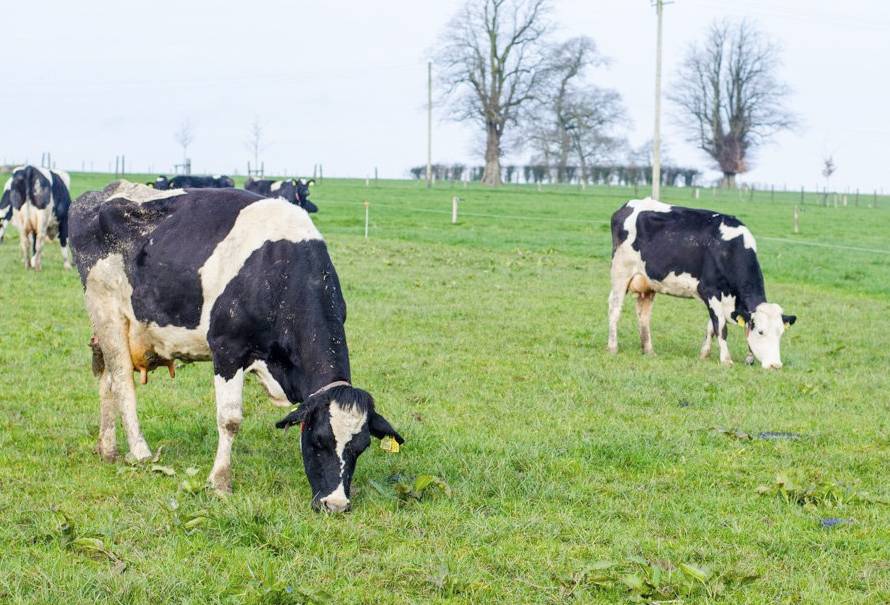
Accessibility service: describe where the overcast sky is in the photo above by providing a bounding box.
[2,1,887,190]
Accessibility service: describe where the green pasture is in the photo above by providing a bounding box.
[0,173,888,603]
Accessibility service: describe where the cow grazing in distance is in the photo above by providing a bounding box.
[69,181,402,512]
[3,165,72,270]
[245,177,318,213]
[608,198,796,369]
[149,175,235,189]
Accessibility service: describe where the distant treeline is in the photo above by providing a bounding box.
[409,164,701,187]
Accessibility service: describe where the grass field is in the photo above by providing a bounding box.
[1,173,888,604]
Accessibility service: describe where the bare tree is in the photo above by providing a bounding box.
[436,0,551,186]
[670,20,795,188]
[565,88,628,185]
[174,119,194,166]
[526,37,627,184]
[246,117,265,170]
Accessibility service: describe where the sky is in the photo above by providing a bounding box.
[2,0,888,191]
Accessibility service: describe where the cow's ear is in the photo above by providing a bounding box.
[275,405,310,430]
[782,314,797,328]
[731,310,750,327]
[369,411,404,444]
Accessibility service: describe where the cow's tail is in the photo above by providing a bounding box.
[51,173,72,246]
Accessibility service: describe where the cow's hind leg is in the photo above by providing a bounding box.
[96,321,152,461]
[635,291,656,354]
[97,368,118,461]
[607,274,632,354]
[19,231,32,269]
[208,368,245,493]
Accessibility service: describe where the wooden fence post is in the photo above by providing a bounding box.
[793,205,800,234]
[451,196,459,224]
[363,200,369,239]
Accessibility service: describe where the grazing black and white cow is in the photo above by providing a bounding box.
[608,198,796,369]
[2,165,72,270]
[245,177,318,213]
[69,181,403,512]
[150,175,235,190]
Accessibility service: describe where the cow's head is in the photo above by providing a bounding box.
[734,303,796,369]
[296,178,318,213]
[275,385,403,512]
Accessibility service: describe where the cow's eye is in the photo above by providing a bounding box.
[757,330,764,336]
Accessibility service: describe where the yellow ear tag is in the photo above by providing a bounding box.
[736,317,746,327]
[380,436,400,453]
[784,322,791,329]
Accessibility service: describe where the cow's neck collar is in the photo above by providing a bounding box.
[308,380,351,400]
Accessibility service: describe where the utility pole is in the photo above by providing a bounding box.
[651,0,666,200]
[426,61,432,189]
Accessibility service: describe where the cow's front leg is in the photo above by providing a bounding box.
[700,319,714,359]
[705,298,732,366]
[635,291,656,354]
[60,243,72,270]
[209,368,245,493]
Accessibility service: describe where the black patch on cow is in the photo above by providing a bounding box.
[208,239,350,392]
[610,204,633,256]
[70,185,263,329]
[613,203,768,315]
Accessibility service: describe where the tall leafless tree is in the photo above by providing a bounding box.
[174,119,194,167]
[564,88,627,185]
[526,37,626,183]
[670,20,795,188]
[436,0,551,186]
[246,117,265,171]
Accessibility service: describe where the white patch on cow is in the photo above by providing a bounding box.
[622,197,672,241]
[319,483,350,512]
[651,271,700,298]
[329,400,367,469]
[270,180,283,192]
[719,222,757,251]
[107,181,186,204]
[747,302,785,369]
[320,400,367,512]
[212,174,221,179]
[247,360,290,407]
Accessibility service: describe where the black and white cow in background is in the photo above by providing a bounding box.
[608,198,796,369]
[245,177,318,213]
[2,165,72,270]
[149,175,235,190]
[70,181,403,512]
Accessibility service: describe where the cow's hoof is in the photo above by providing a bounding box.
[720,359,734,367]
[699,350,711,359]
[97,445,118,462]
[129,441,152,462]
[208,468,232,494]
[745,355,755,366]
[642,348,655,356]
[607,345,618,354]
[63,262,72,270]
